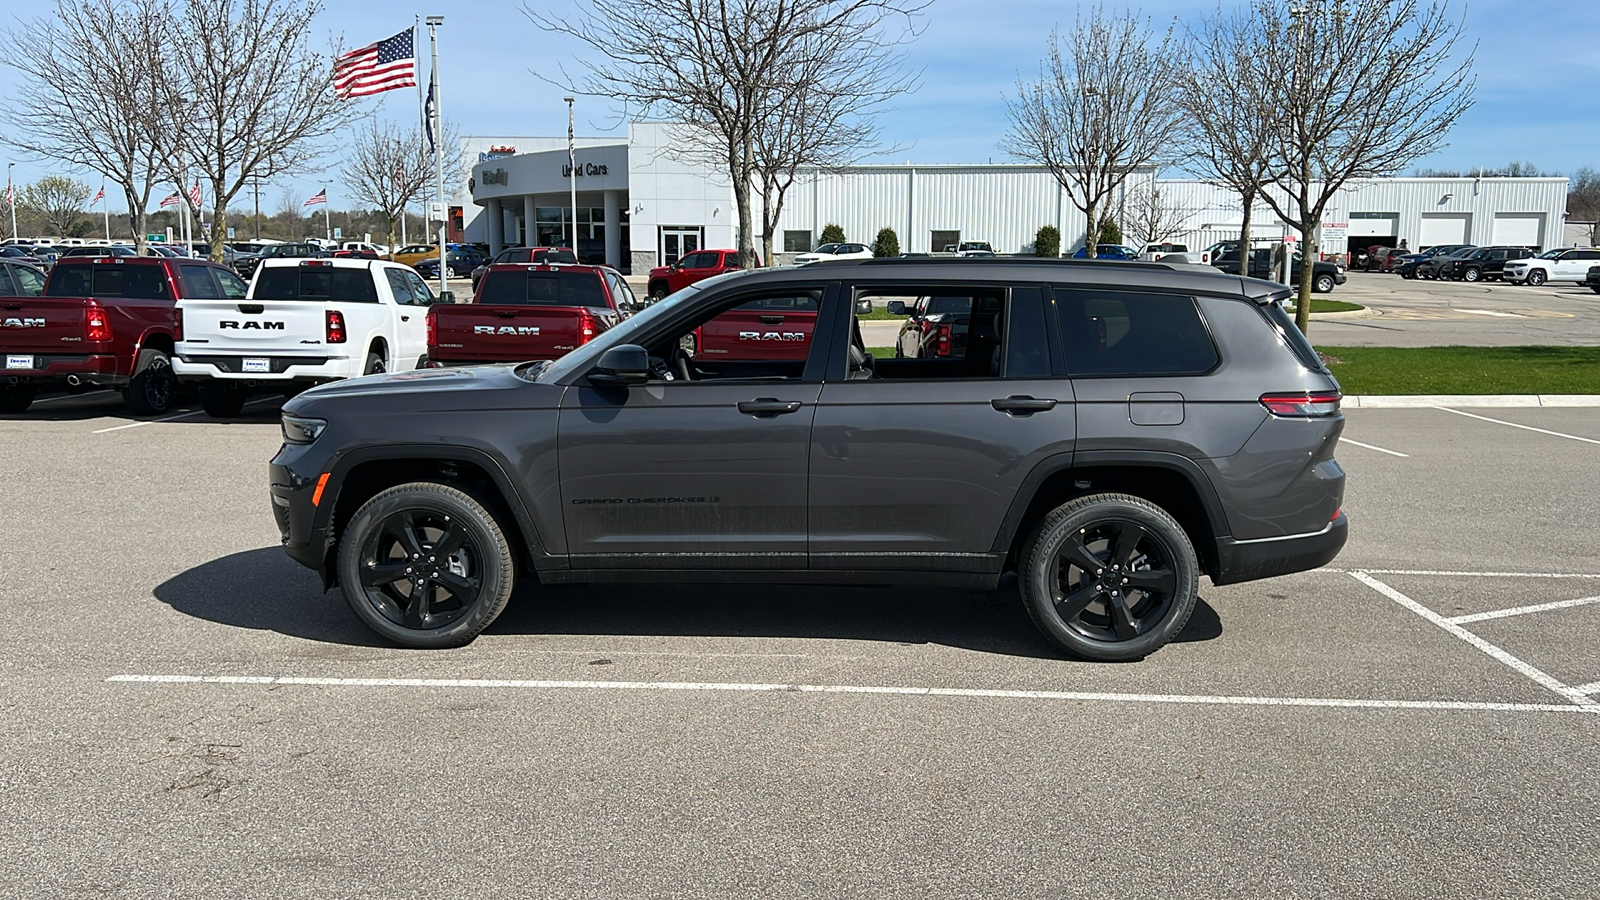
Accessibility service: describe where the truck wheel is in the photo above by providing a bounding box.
[1527,269,1547,286]
[1314,273,1336,293]
[649,282,668,302]
[337,482,516,648]
[198,382,247,418]
[1590,286,1600,295]
[0,385,36,414]
[365,352,385,375]
[124,349,174,415]
[1017,493,1199,662]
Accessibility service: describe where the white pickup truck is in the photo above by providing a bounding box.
[173,257,445,417]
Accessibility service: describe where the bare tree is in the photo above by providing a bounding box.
[21,175,94,236]
[343,120,460,253]
[0,0,172,254]
[1119,183,1199,250]
[1180,4,1276,258]
[153,0,355,261]
[1252,0,1474,332]
[1569,167,1600,247]
[1002,7,1185,258]
[533,0,926,268]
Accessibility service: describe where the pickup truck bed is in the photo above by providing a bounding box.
[428,264,627,366]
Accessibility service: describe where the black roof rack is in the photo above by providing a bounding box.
[847,256,1195,273]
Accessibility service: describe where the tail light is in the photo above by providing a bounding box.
[85,302,112,342]
[1260,391,1342,417]
[425,308,437,349]
[934,322,952,357]
[174,307,184,341]
[326,310,347,344]
[577,307,597,345]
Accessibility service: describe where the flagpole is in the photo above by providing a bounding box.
[411,15,421,254]
[427,16,446,298]
[6,162,15,241]
[324,188,331,241]
[566,96,577,252]
[102,183,109,240]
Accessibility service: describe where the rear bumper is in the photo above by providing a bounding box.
[174,352,358,384]
[2,353,127,388]
[1210,513,1348,586]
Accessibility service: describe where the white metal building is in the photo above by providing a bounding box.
[462,123,1572,271]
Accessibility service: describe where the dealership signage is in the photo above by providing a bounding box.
[562,162,609,177]
[478,145,516,162]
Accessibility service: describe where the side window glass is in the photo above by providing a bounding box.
[179,264,222,299]
[385,268,415,305]
[216,269,248,299]
[14,265,44,296]
[668,288,825,375]
[404,271,436,305]
[1055,289,1218,377]
[0,265,14,296]
[850,285,1007,379]
[1005,287,1052,378]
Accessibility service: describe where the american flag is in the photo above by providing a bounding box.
[188,179,201,206]
[304,188,327,207]
[159,191,181,208]
[92,187,105,204]
[334,28,416,99]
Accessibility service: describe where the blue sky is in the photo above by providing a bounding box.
[5,0,1598,213]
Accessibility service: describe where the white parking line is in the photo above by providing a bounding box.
[1314,568,1600,579]
[91,397,280,434]
[1349,572,1596,707]
[1446,595,1600,625]
[1436,407,1600,445]
[1456,309,1524,318]
[1339,437,1410,457]
[32,390,114,404]
[1576,681,1600,696]
[104,674,1600,715]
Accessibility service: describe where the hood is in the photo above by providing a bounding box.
[649,264,673,277]
[283,363,560,417]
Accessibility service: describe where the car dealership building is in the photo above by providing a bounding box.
[461,123,1571,273]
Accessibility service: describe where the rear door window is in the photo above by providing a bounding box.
[384,268,416,305]
[1053,289,1219,376]
[179,264,222,299]
[477,270,607,306]
[254,265,379,302]
[14,265,44,296]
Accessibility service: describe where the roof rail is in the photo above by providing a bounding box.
[850,256,1188,272]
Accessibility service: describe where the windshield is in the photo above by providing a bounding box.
[811,244,839,254]
[1537,248,1566,259]
[535,270,749,383]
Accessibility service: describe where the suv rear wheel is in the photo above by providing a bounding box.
[337,482,516,648]
[1018,493,1199,661]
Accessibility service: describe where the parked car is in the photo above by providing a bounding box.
[1364,247,1404,273]
[1391,244,1473,279]
[337,241,388,259]
[173,258,439,417]
[234,241,332,279]
[414,247,487,279]
[793,242,873,265]
[0,246,44,267]
[1212,248,1346,292]
[1071,244,1141,259]
[470,246,579,291]
[957,241,994,253]
[647,248,752,300]
[389,245,441,268]
[1413,247,1482,280]
[0,254,245,414]
[1501,248,1600,286]
[269,256,1347,659]
[1143,243,1209,264]
[1434,246,1534,282]
[0,260,47,297]
[427,263,633,367]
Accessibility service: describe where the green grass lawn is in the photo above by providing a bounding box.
[1320,346,1600,394]
[866,347,896,358]
[858,308,909,321]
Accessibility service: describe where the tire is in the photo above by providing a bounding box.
[337,482,517,648]
[364,352,385,376]
[0,385,36,414]
[198,382,247,418]
[1018,493,1199,662]
[1314,273,1336,293]
[1527,269,1547,286]
[1590,286,1600,295]
[123,348,174,415]
[1462,267,1481,282]
[649,282,669,302]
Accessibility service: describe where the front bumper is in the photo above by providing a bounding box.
[1211,513,1348,585]
[175,352,357,384]
[269,440,332,576]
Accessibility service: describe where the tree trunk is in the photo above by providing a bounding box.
[1237,188,1254,258]
[1084,200,1098,258]
[733,173,756,270]
[123,186,147,256]
[211,203,228,263]
[1295,222,1316,335]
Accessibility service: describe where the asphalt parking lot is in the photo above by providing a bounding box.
[2,392,1595,898]
[1298,271,1600,347]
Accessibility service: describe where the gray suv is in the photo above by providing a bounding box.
[269,258,1347,661]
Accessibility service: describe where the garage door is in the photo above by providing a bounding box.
[1493,213,1545,248]
[1419,213,1471,247]
[1350,213,1399,237]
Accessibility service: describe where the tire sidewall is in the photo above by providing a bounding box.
[365,352,385,375]
[1315,274,1334,293]
[1020,495,1199,661]
[125,349,173,415]
[337,484,515,648]
[1529,270,1547,286]
[1463,267,1480,282]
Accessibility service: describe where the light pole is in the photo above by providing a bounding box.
[427,15,446,297]
[564,96,576,251]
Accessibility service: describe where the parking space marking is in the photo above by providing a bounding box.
[104,674,1600,715]
[1339,437,1410,457]
[32,390,114,404]
[90,397,280,434]
[1436,407,1600,445]
[1316,568,1600,579]
[1445,595,1600,625]
[1455,308,1524,318]
[1576,681,1600,696]
[1350,572,1596,707]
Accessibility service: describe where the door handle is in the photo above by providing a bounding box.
[991,396,1057,415]
[400,315,411,321]
[737,398,803,417]
[759,315,784,324]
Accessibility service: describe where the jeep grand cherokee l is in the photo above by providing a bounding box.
[270,258,1347,661]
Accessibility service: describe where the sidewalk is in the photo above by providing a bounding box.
[1343,395,1600,408]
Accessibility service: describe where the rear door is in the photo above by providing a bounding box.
[1558,249,1600,281]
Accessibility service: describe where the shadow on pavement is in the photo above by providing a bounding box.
[2,387,284,424]
[156,547,1224,659]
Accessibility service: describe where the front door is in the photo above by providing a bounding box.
[660,227,702,267]
[807,283,1074,571]
[556,283,834,570]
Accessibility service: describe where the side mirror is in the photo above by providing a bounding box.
[855,298,872,315]
[436,291,455,304]
[589,344,650,386]
[886,300,907,316]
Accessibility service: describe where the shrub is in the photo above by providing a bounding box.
[1034,224,1060,258]
[1096,214,1122,246]
[819,223,846,244]
[872,227,900,258]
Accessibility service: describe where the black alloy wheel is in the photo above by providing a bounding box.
[338,483,516,648]
[1019,493,1198,661]
[124,349,174,415]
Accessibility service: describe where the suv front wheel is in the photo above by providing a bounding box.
[1018,493,1199,661]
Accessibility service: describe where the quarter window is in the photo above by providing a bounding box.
[1054,289,1218,377]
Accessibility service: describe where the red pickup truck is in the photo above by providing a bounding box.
[1,255,247,414]
[646,249,754,301]
[426,263,636,366]
[692,293,818,362]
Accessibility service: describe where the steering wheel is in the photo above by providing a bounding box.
[672,348,695,381]
[648,355,676,381]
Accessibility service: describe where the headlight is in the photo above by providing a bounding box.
[281,414,327,444]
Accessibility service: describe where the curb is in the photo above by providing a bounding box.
[1344,395,1600,408]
